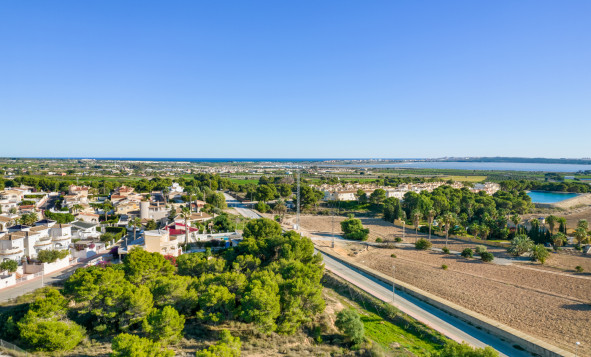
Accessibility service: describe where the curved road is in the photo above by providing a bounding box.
[320,252,532,357]
[222,192,260,219]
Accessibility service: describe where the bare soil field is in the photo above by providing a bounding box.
[525,203,591,233]
[300,215,591,355]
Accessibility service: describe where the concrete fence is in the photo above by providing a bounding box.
[317,246,575,357]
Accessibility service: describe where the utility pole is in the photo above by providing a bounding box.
[296,170,300,232]
[402,221,405,240]
[331,202,335,248]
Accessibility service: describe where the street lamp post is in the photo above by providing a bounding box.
[575,342,580,357]
[392,265,395,303]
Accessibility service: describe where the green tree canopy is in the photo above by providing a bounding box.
[124,248,176,285]
[143,306,185,344]
[242,218,282,240]
[340,217,369,241]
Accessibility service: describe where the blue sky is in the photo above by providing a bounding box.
[1,1,590,158]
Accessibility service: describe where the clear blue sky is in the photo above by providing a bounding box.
[1,1,590,159]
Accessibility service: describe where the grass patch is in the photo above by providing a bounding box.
[441,175,487,182]
[322,273,446,356]
[227,178,259,185]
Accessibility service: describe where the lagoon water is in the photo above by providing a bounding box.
[335,162,591,172]
[527,191,579,204]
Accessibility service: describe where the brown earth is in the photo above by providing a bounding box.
[298,215,591,355]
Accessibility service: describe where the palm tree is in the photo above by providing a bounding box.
[71,204,83,214]
[479,225,490,241]
[131,217,142,241]
[427,209,436,241]
[556,217,567,234]
[102,200,113,223]
[546,215,557,235]
[577,219,589,231]
[180,206,191,245]
[470,223,480,239]
[185,187,194,212]
[412,210,421,241]
[552,232,567,248]
[442,212,455,248]
[162,187,170,205]
[574,227,588,247]
[510,214,520,235]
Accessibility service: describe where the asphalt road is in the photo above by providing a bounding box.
[320,251,532,357]
[222,192,261,219]
[0,263,81,303]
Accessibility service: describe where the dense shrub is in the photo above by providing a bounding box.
[254,201,270,213]
[335,309,365,345]
[575,266,584,273]
[340,217,369,241]
[461,248,473,258]
[37,249,69,263]
[441,264,448,270]
[415,238,432,250]
[475,245,488,254]
[195,330,241,357]
[480,252,494,262]
[442,247,450,254]
[0,259,18,272]
[375,238,383,243]
[395,237,402,242]
[439,341,499,356]
[111,333,173,357]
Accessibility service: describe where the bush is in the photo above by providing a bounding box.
[442,247,450,254]
[390,254,397,258]
[195,329,241,357]
[575,266,584,273]
[375,238,383,243]
[531,244,550,264]
[335,309,365,345]
[111,333,174,357]
[255,201,270,213]
[394,237,402,242]
[461,248,473,258]
[439,341,499,357]
[37,249,69,263]
[415,238,432,250]
[480,252,494,262]
[441,264,448,270]
[19,317,86,351]
[475,245,488,254]
[0,259,18,272]
[340,218,369,241]
[100,232,116,243]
